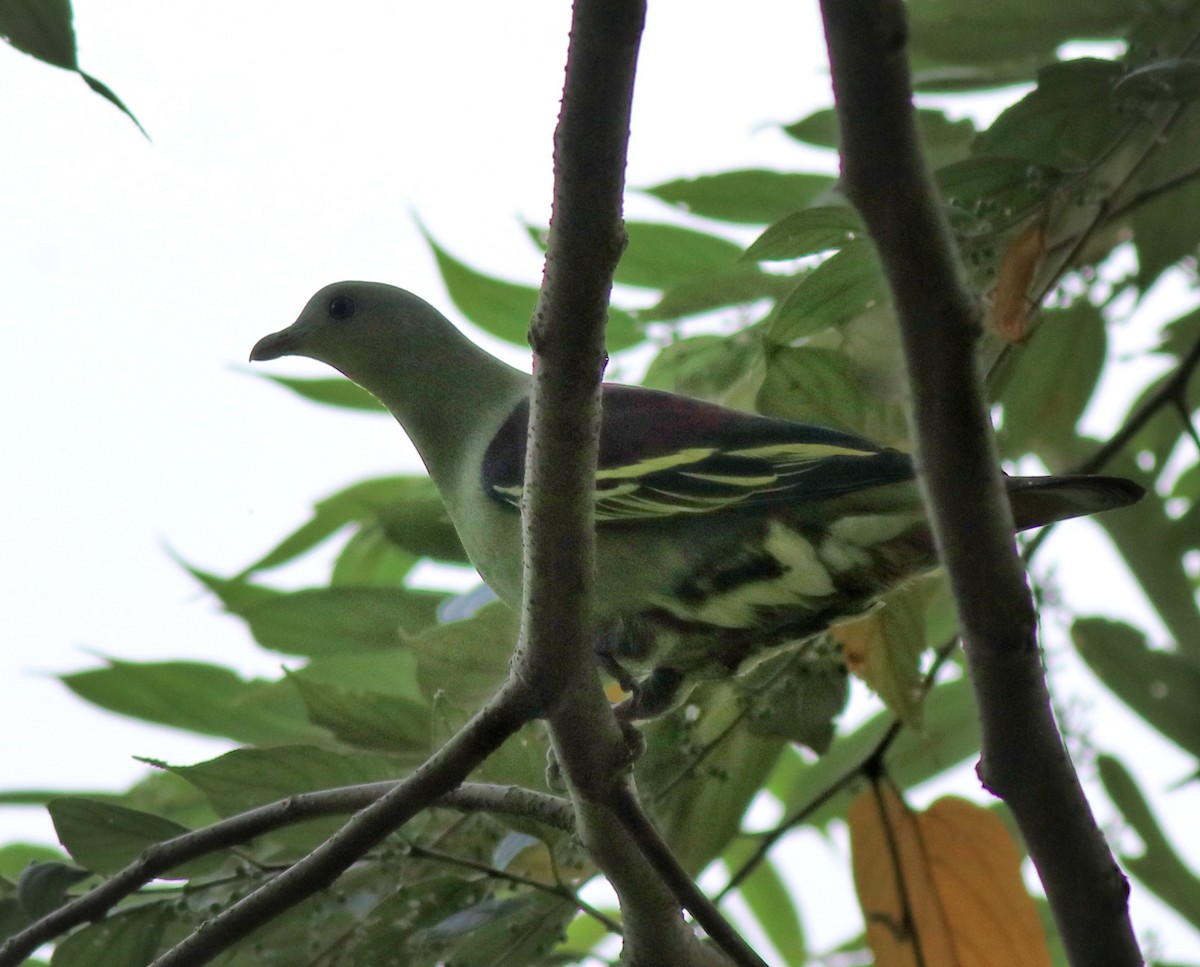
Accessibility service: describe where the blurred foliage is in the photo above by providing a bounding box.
[6,2,1200,965]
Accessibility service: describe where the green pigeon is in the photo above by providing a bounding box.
[251,281,1143,717]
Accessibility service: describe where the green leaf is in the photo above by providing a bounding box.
[743,205,864,263]
[49,905,166,967]
[425,233,538,345]
[724,844,807,965]
[644,171,836,224]
[0,2,146,136]
[784,108,976,168]
[0,844,68,880]
[639,265,788,322]
[1127,110,1200,289]
[78,70,148,139]
[767,676,980,831]
[616,222,743,288]
[639,688,786,874]
[906,0,1134,88]
[330,523,418,586]
[417,893,574,966]
[937,156,1064,229]
[1096,460,1200,666]
[1098,755,1200,930]
[0,0,77,68]
[641,332,766,409]
[739,644,848,754]
[60,660,319,745]
[408,603,518,711]
[16,861,89,919]
[227,585,444,656]
[47,799,218,877]
[997,301,1107,456]
[239,476,467,578]
[974,59,1127,169]
[757,346,867,431]
[290,675,433,754]
[425,232,641,351]
[767,242,887,342]
[168,745,400,817]
[256,374,386,412]
[1072,618,1200,759]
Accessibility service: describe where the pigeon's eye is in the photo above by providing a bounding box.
[328,295,357,320]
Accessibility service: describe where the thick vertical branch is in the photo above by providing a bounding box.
[513,3,733,965]
[817,2,1142,965]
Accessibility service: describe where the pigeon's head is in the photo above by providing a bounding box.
[250,281,456,381]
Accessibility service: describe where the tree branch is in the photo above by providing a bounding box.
[147,689,533,966]
[0,782,573,966]
[817,2,1143,965]
[512,3,742,964]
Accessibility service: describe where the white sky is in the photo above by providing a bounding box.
[2,1,1197,961]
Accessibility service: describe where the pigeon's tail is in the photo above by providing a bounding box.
[1005,474,1145,532]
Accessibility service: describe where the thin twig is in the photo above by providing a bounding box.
[0,782,572,966]
[148,690,533,967]
[609,784,769,967]
[403,843,623,935]
[718,635,959,899]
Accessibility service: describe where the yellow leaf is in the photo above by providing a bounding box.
[848,788,1053,967]
[987,222,1046,344]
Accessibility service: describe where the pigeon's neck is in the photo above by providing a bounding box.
[355,327,529,487]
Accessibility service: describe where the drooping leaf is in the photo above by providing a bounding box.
[906,0,1133,90]
[1098,755,1200,930]
[60,659,319,745]
[641,332,766,410]
[639,691,786,875]
[937,157,1064,232]
[416,892,575,967]
[330,523,419,586]
[0,0,147,136]
[757,345,870,432]
[739,640,848,753]
[849,789,1053,966]
[1072,618,1200,759]
[205,582,445,656]
[639,265,787,322]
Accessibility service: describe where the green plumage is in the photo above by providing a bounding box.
[251,282,1144,717]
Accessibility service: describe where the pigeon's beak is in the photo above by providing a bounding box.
[249,329,297,362]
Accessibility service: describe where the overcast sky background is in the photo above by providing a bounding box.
[2,1,1198,960]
